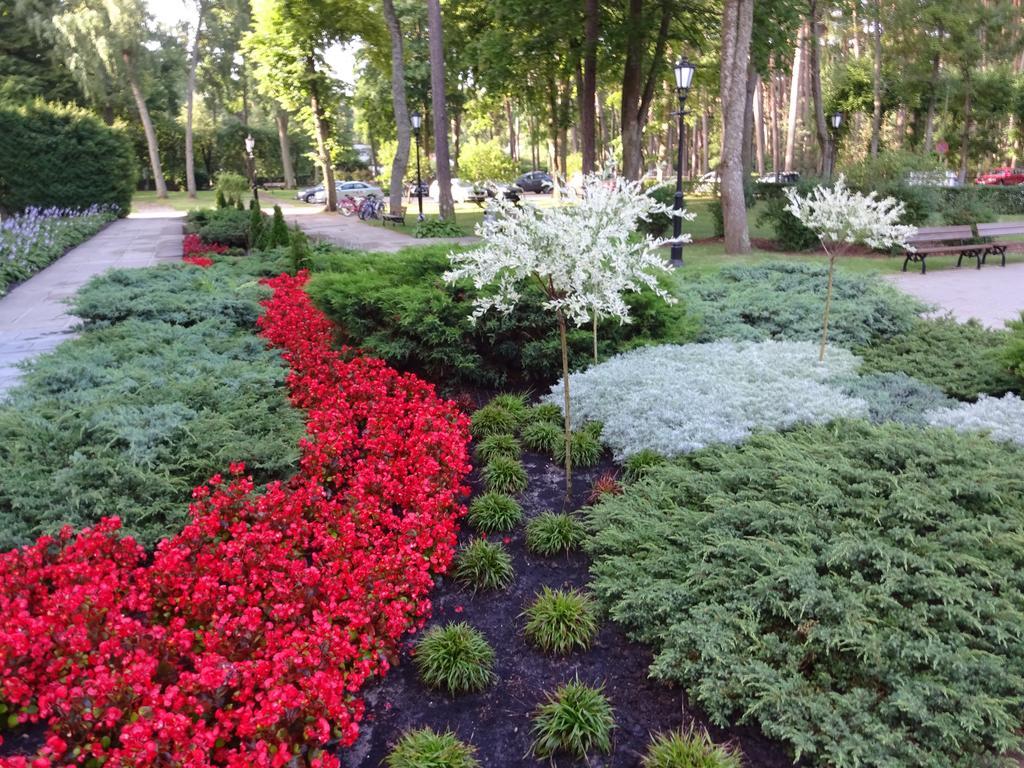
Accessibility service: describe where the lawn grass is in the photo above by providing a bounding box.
[133,189,299,212]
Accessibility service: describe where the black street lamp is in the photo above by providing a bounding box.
[670,56,696,268]
[411,111,424,222]
[245,133,259,206]
[828,112,844,181]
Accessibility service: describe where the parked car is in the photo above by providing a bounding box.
[296,183,325,203]
[406,180,430,200]
[756,171,800,184]
[313,180,383,204]
[515,171,555,194]
[481,180,523,204]
[975,167,1024,186]
[429,178,487,204]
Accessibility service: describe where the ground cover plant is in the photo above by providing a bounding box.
[585,421,1024,768]
[837,371,954,424]
[0,258,302,548]
[925,393,1024,445]
[0,205,118,294]
[856,317,1017,400]
[414,622,496,694]
[305,245,696,392]
[0,271,472,767]
[547,340,867,458]
[1003,312,1024,385]
[676,262,923,346]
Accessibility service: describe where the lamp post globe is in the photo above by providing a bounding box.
[670,56,696,267]
[828,112,844,181]
[411,111,424,221]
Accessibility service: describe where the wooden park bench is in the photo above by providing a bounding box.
[902,225,986,274]
[382,205,406,227]
[976,221,1023,267]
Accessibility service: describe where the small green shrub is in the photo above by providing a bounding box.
[521,420,562,454]
[197,207,252,248]
[453,538,515,592]
[641,729,741,768]
[288,225,312,272]
[856,317,1017,400]
[757,189,819,251]
[523,587,598,654]
[214,171,251,206]
[526,513,586,557]
[474,433,521,463]
[481,455,528,494]
[414,622,495,694]
[215,189,228,209]
[622,449,667,483]
[470,402,521,439]
[586,422,1024,768]
[530,680,615,760]
[939,188,996,226]
[413,218,465,238]
[488,392,530,418]
[467,492,523,533]
[386,728,480,768]
[552,430,604,467]
[1002,311,1024,386]
[264,205,290,249]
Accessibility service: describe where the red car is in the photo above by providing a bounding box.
[976,167,1024,185]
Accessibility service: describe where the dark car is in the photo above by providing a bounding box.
[515,171,555,194]
[756,171,800,185]
[481,181,523,204]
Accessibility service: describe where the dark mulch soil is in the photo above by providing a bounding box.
[341,449,800,768]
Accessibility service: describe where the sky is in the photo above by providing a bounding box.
[144,0,358,85]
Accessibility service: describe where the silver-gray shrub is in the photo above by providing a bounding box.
[925,393,1024,446]
[838,371,955,425]
[544,340,868,459]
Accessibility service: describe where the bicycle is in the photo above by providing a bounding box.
[358,196,386,221]
[338,195,360,217]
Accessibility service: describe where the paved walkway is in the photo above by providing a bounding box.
[287,210,477,252]
[886,262,1024,329]
[0,215,183,394]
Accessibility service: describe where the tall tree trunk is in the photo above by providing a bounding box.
[308,57,336,211]
[185,0,207,198]
[870,0,883,157]
[742,62,758,174]
[383,0,411,213]
[959,74,972,183]
[505,96,517,160]
[427,0,455,219]
[770,59,781,171]
[923,51,941,153]
[276,109,296,188]
[581,0,599,173]
[701,108,710,173]
[785,23,806,170]
[123,50,167,199]
[754,78,766,175]
[808,0,830,176]
[453,110,462,175]
[720,0,754,254]
[620,0,671,179]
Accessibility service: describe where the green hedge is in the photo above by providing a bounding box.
[0,256,303,548]
[586,421,1024,768]
[306,246,698,391]
[0,101,136,214]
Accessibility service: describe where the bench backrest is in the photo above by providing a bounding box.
[976,221,1024,238]
[908,225,975,244]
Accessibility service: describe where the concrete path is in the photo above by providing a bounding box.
[287,210,477,252]
[886,262,1024,329]
[0,215,183,395]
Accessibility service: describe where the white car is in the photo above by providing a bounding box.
[429,178,487,204]
[313,180,382,204]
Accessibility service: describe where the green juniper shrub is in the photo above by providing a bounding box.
[235,198,245,211]
[856,317,1017,400]
[552,430,604,468]
[248,199,264,250]
[622,449,668,483]
[304,247,697,392]
[265,205,291,249]
[473,433,521,464]
[470,402,522,439]
[197,207,251,248]
[1001,311,1024,386]
[526,513,587,557]
[288,225,312,272]
[527,403,563,426]
[641,729,742,768]
[466,492,523,533]
[521,420,562,454]
[453,538,515,592]
[585,421,1024,768]
[215,189,228,209]
[414,622,495,695]
[481,455,528,495]
[530,680,615,760]
[523,586,599,654]
[385,728,480,768]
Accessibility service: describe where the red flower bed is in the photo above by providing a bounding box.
[183,233,227,267]
[0,272,471,767]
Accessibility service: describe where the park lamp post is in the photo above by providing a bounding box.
[670,56,696,268]
[245,133,259,206]
[828,112,844,182]
[411,111,425,221]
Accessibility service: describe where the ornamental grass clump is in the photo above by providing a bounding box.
[784,176,917,360]
[474,433,521,463]
[467,492,523,532]
[523,586,599,654]
[552,429,604,467]
[530,680,615,760]
[414,622,496,695]
[522,420,562,454]
[386,728,480,768]
[528,403,563,425]
[453,539,515,592]
[526,513,587,557]
[641,729,741,768]
[446,175,690,498]
[470,402,521,439]
[585,421,1024,767]
[622,449,667,483]
[481,455,528,494]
